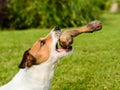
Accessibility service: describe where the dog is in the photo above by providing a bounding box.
[0,27,72,90]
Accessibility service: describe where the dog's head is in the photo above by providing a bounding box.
[19,27,72,69]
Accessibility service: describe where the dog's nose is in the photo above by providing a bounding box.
[54,27,61,31]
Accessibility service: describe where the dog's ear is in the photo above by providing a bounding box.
[18,49,36,69]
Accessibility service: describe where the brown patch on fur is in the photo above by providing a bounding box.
[18,49,36,68]
[19,34,52,69]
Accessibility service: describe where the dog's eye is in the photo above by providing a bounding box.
[40,40,46,46]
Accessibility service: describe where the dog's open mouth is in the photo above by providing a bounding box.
[53,27,72,54]
[56,42,72,53]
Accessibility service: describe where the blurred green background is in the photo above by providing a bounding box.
[0,0,120,30]
[0,0,120,90]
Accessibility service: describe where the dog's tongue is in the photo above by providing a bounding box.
[56,49,66,52]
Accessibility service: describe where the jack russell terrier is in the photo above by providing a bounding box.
[0,27,72,90]
[0,20,102,90]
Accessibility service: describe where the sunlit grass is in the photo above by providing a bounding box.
[0,14,120,90]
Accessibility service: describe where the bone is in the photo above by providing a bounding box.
[59,20,102,48]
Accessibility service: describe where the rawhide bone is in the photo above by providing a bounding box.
[59,20,102,48]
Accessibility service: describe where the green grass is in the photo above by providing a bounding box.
[0,14,120,90]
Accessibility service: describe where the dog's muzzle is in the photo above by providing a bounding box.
[53,27,72,54]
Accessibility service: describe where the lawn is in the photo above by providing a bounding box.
[0,14,120,90]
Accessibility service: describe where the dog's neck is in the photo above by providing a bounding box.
[12,61,58,90]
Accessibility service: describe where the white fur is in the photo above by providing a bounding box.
[0,29,72,90]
